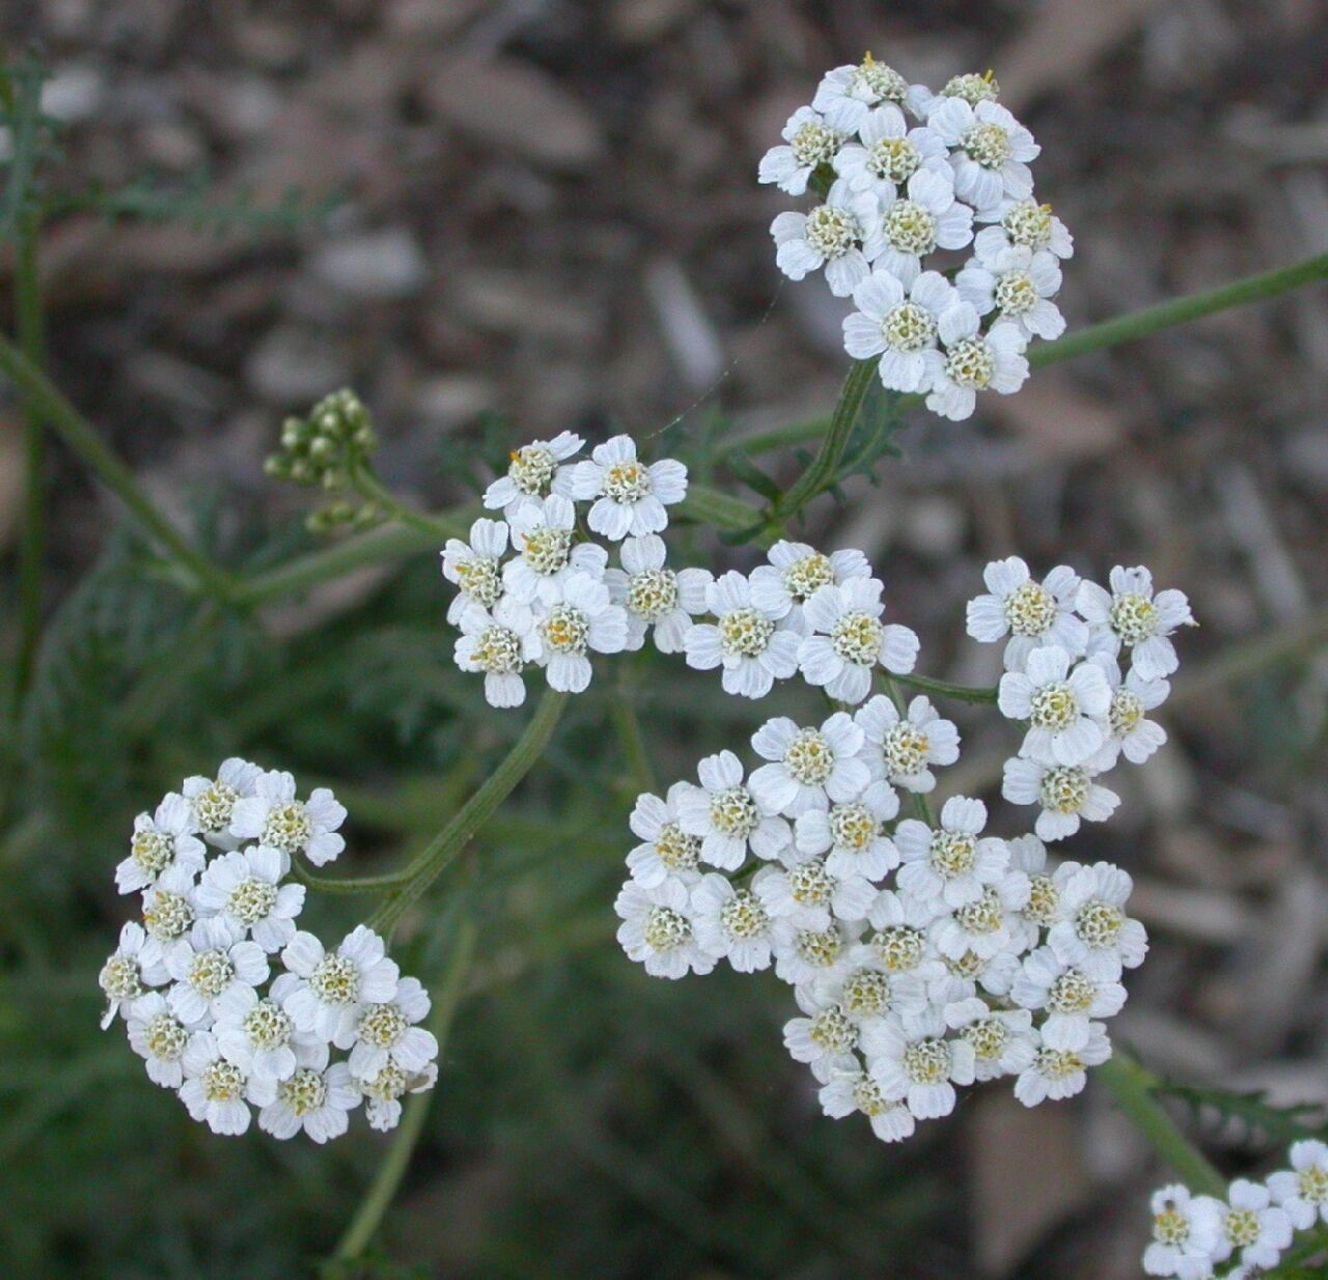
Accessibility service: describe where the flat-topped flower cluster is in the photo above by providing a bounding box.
[1144,1140,1328,1278]
[98,760,438,1140]
[760,55,1073,420]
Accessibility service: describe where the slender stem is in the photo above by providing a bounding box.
[288,857,416,896]
[1097,1052,1228,1199]
[332,919,478,1263]
[891,671,1000,705]
[0,338,238,603]
[609,667,656,795]
[368,689,567,934]
[348,462,467,542]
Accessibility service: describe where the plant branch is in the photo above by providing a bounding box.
[347,462,468,542]
[891,671,1000,705]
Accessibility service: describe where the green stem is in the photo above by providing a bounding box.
[0,338,238,603]
[288,857,416,896]
[331,918,478,1263]
[1097,1052,1227,1198]
[609,668,656,795]
[368,689,567,935]
[890,671,999,705]
[348,462,467,542]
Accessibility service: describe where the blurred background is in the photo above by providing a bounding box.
[1,2,1327,1277]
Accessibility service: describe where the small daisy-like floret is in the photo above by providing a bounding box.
[228,770,347,868]
[214,973,327,1084]
[139,862,199,953]
[482,431,582,518]
[929,867,1030,962]
[1002,757,1120,843]
[115,792,206,895]
[977,198,1074,260]
[1212,1180,1293,1272]
[531,572,628,694]
[834,105,949,201]
[360,1060,438,1133]
[1269,1140,1328,1231]
[944,1001,1037,1082]
[1010,945,1127,1049]
[194,845,305,952]
[99,921,169,1029]
[862,1008,976,1120]
[812,53,911,135]
[956,242,1065,340]
[865,890,947,980]
[684,571,801,700]
[895,796,1010,909]
[749,712,870,818]
[179,1029,276,1136]
[182,758,260,847]
[926,309,1028,422]
[453,596,541,709]
[854,694,960,795]
[1085,655,1170,769]
[569,435,688,541]
[1142,1183,1224,1280]
[815,950,929,1027]
[929,98,1039,213]
[503,494,606,607]
[906,70,1000,120]
[843,269,958,394]
[874,167,974,288]
[1077,566,1196,681]
[281,925,400,1045]
[999,645,1112,767]
[770,919,857,987]
[626,783,705,889]
[753,856,876,932]
[798,578,919,705]
[795,782,900,880]
[783,987,861,1083]
[614,877,714,979]
[818,1066,918,1143]
[1013,1020,1111,1106]
[347,975,437,1083]
[165,917,270,1025]
[770,178,883,297]
[966,557,1089,672]
[441,517,510,625]
[748,541,871,637]
[605,535,710,653]
[259,1062,360,1144]
[758,105,844,196]
[690,873,774,973]
[126,991,196,1088]
[1046,861,1147,981]
[674,749,791,869]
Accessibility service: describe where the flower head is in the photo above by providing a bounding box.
[674,750,791,869]
[797,578,919,705]
[758,105,844,196]
[1077,566,1195,681]
[605,535,710,653]
[280,925,400,1045]
[748,541,871,637]
[115,793,206,895]
[998,645,1112,767]
[966,557,1088,671]
[441,517,510,625]
[482,431,582,519]
[614,878,714,979]
[684,571,801,700]
[771,178,884,297]
[179,1029,276,1135]
[748,712,871,818]
[228,770,347,868]
[569,435,687,541]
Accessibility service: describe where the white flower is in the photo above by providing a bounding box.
[748,541,871,637]
[842,269,957,393]
[482,431,582,519]
[165,917,270,1025]
[605,535,710,653]
[1046,861,1147,982]
[944,1001,1037,1082]
[874,167,974,288]
[441,517,509,625]
[179,1029,276,1136]
[998,645,1112,767]
[928,98,1039,213]
[833,104,949,201]
[794,783,900,880]
[453,596,541,709]
[895,796,1010,908]
[1143,1184,1224,1279]
[532,572,628,693]
[753,856,876,931]
[770,177,883,297]
[280,925,400,1044]
[259,1063,360,1143]
[614,877,714,979]
[1212,1180,1293,1272]
[569,435,688,541]
[862,1008,976,1120]
[347,976,437,1083]
[690,873,774,973]
[182,757,261,847]
[770,920,857,987]
[748,712,870,818]
[812,55,911,134]
[99,922,170,1029]
[228,770,347,868]
[503,494,606,606]
[928,866,1031,961]
[906,71,1001,122]
[626,783,704,888]
[818,1066,918,1143]
[115,792,205,895]
[139,862,200,955]
[1077,566,1196,681]
[360,1059,438,1132]
[864,890,947,982]
[966,557,1089,671]
[684,571,801,700]
[194,845,305,952]
[783,987,861,1084]
[798,578,919,705]
[1013,1021,1111,1106]
[854,694,959,794]
[674,749,791,869]
[925,308,1028,422]
[126,991,197,1088]
[1268,1139,1328,1231]
[977,198,1073,260]
[956,242,1065,340]
[1009,945,1126,1050]
[814,950,930,1028]
[214,974,327,1084]
[929,946,1022,1010]
[1085,655,1169,769]
[758,105,844,195]
[1002,757,1120,842]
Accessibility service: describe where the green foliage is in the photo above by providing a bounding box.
[1155,1081,1326,1150]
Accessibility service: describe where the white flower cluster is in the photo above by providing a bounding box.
[1144,1140,1328,1278]
[613,548,1180,1145]
[967,558,1196,841]
[759,55,1073,420]
[98,760,439,1140]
